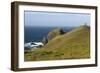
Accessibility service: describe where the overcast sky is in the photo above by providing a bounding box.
[24,11,90,27]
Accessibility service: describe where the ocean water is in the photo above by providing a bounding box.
[24,26,74,43]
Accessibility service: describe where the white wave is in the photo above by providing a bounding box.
[24,42,44,49]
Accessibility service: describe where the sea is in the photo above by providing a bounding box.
[24,26,75,43]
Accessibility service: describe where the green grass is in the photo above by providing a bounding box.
[24,26,90,61]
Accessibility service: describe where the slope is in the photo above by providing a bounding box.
[25,25,90,61]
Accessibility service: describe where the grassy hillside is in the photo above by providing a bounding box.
[42,28,64,45]
[25,26,90,61]
[47,28,64,41]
